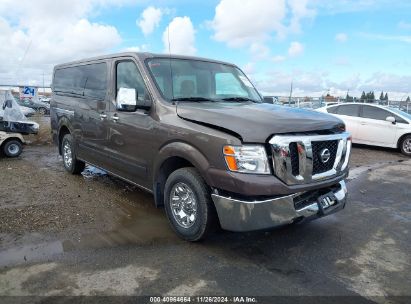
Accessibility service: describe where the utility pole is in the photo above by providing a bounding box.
[289,80,293,106]
[42,71,45,95]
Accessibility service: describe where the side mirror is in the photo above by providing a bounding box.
[116,88,137,111]
[386,116,396,124]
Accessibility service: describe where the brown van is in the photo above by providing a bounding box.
[51,52,351,241]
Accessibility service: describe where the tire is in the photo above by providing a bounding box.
[61,134,85,174]
[38,107,47,115]
[164,167,217,241]
[3,140,22,157]
[399,135,411,156]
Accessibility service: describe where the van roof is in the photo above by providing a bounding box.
[54,52,236,70]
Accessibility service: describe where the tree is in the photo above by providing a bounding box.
[406,96,410,102]
[360,91,366,102]
[384,93,389,101]
[379,91,384,100]
[365,91,375,103]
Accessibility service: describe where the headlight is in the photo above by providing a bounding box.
[223,145,271,174]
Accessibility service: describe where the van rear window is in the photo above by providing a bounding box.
[54,63,107,100]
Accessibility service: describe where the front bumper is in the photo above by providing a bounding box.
[211,180,347,232]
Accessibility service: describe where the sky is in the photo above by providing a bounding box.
[0,0,410,99]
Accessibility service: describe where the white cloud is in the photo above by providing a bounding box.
[272,55,286,63]
[242,62,255,75]
[288,41,304,57]
[360,32,411,43]
[335,32,348,42]
[209,0,315,48]
[250,43,270,60]
[122,44,149,52]
[288,0,316,33]
[209,0,287,47]
[398,21,411,30]
[333,56,351,66]
[162,17,196,55]
[254,69,411,99]
[137,6,163,36]
[0,0,126,85]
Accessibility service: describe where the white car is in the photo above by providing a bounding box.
[317,103,411,156]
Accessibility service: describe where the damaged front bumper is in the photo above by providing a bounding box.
[211,180,347,232]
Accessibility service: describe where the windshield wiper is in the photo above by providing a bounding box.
[221,97,258,103]
[171,97,217,103]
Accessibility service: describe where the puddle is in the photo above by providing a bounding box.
[62,200,179,251]
[0,194,179,267]
[0,240,63,267]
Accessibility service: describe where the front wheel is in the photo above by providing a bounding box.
[3,140,22,157]
[61,134,85,174]
[164,168,217,241]
[400,135,411,156]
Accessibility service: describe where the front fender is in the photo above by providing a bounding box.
[153,141,212,184]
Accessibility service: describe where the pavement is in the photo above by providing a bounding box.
[0,144,410,303]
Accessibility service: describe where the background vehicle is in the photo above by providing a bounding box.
[0,131,24,157]
[51,52,351,241]
[17,98,50,115]
[317,103,411,156]
[19,105,36,117]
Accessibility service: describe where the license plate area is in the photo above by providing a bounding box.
[317,192,338,215]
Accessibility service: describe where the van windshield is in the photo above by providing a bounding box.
[146,58,262,103]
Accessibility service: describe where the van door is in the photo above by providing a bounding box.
[105,59,154,188]
[74,62,111,167]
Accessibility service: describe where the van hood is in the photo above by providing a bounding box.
[176,102,344,142]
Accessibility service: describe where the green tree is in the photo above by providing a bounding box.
[384,92,388,101]
[360,91,366,102]
[379,91,384,100]
[370,91,375,102]
[406,96,410,102]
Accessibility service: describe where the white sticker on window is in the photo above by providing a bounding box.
[239,75,254,88]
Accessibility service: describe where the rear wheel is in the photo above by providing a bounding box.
[164,167,217,241]
[61,134,85,174]
[3,140,22,157]
[400,135,411,156]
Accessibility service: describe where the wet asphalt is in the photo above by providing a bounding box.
[0,144,410,302]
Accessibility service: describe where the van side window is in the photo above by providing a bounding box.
[83,63,107,100]
[116,61,147,102]
[54,63,107,100]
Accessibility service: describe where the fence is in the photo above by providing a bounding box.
[270,97,411,114]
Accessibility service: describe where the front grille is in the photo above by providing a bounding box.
[289,142,299,176]
[270,132,351,185]
[312,140,338,174]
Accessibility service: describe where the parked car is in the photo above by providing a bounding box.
[20,105,36,117]
[51,52,351,241]
[18,98,50,115]
[39,97,51,104]
[317,103,411,156]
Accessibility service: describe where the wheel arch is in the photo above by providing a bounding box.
[397,132,411,149]
[58,125,71,155]
[1,136,23,148]
[152,142,211,208]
